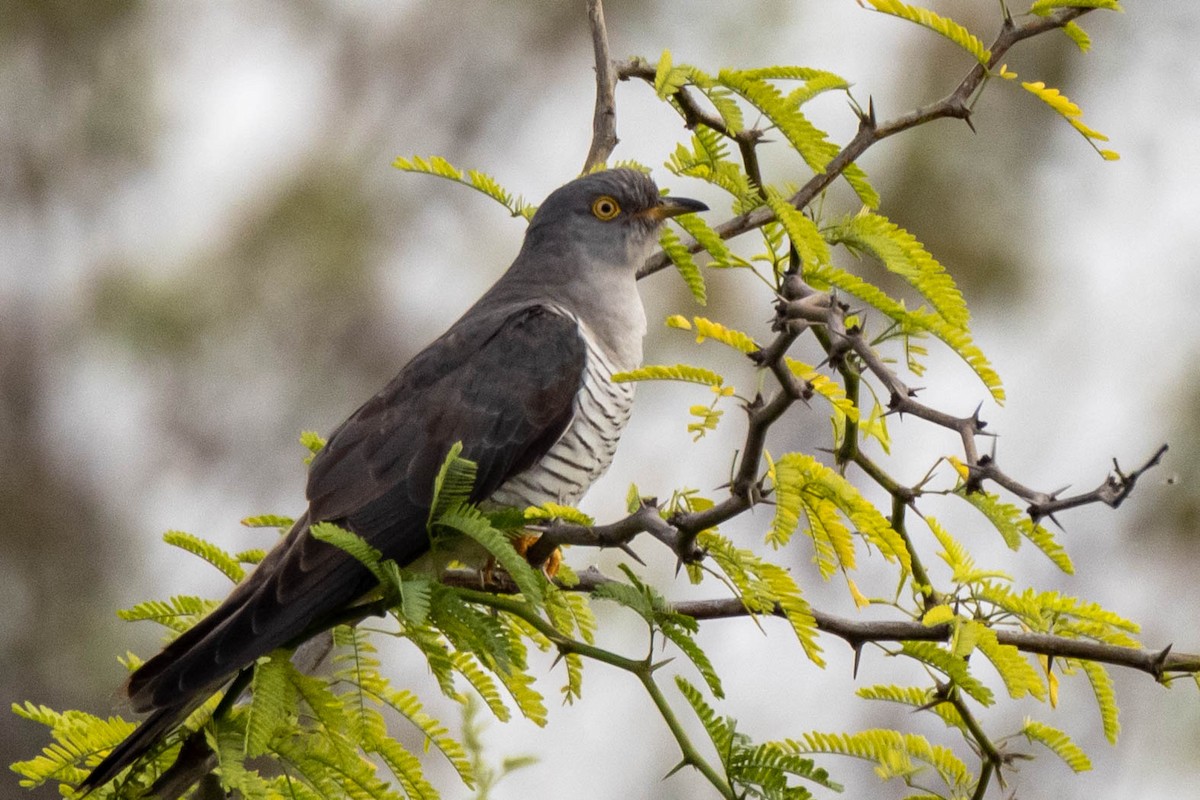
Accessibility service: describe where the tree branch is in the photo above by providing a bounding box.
[439,568,1200,682]
[581,0,619,173]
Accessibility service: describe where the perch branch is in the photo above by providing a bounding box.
[438,568,1200,681]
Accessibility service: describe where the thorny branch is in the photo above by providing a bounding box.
[439,568,1200,682]
[570,2,1169,561]
[624,6,1097,279]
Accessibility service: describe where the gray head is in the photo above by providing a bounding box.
[518,168,707,273]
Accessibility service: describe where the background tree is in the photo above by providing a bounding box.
[2,1,1200,800]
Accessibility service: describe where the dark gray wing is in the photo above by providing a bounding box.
[116,304,585,739]
[307,302,587,536]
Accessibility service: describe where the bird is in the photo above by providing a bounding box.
[80,167,707,793]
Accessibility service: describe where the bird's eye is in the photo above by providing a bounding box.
[591,195,621,221]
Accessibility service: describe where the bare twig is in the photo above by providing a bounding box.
[1001,444,1170,524]
[581,0,619,173]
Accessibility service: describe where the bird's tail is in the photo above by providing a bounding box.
[77,700,197,796]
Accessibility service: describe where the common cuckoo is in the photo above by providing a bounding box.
[81,168,707,791]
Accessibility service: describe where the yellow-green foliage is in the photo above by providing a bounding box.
[769,452,911,575]
[864,0,991,64]
[12,5,1144,799]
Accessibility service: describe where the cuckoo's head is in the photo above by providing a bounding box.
[523,168,707,270]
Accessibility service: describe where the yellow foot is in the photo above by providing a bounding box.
[513,533,562,579]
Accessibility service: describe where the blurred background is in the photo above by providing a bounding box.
[4,1,1198,798]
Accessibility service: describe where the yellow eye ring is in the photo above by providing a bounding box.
[591,195,621,221]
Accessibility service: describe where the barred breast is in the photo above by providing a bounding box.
[489,318,636,509]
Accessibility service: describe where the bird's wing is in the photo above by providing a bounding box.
[307,302,587,536]
[122,303,586,717]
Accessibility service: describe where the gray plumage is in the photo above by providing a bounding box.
[80,168,706,793]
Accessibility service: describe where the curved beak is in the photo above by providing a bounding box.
[642,195,709,221]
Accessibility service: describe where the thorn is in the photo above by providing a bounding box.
[550,651,566,671]
[912,695,947,713]
[650,657,677,672]
[1152,643,1173,680]
[972,401,987,431]
[1000,0,1014,25]
[1046,512,1064,532]
[662,759,690,780]
[963,111,977,134]
[618,543,646,566]
[852,643,863,679]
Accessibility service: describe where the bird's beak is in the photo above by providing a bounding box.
[641,195,709,221]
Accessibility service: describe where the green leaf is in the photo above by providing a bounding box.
[428,442,476,528]
[117,595,217,633]
[1077,659,1120,743]
[830,211,969,329]
[310,522,388,584]
[613,363,725,388]
[901,641,994,705]
[162,530,245,583]
[1022,719,1092,771]
[393,155,535,219]
[719,71,878,207]
[653,49,690,99]
[451,651,510,722]
[365,683,474,786]
[786,358,858,421]
[691,316,758,353]
[976,627,1046,700]
[10,703,138,790]
[786,729,970,791]
[1062,20,1092,52]
[523,502,594,527]
[1030,0,1122,14]
[660,224,707,304]
[370,735,441,800]
[699,530,824,666]
[665,126,764,212]
[676,677,737,761]
[806,262,1006,402]
[770,452,911,574]
[245,653,293,757]
[864,0,991,64]
[299,430,326,459]
[241,514,295,530]
[1020,80,1115,157]
[398,573,434,624]
[958,491,1073,573]
[764,189,830,271]
[673,213,746,269]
